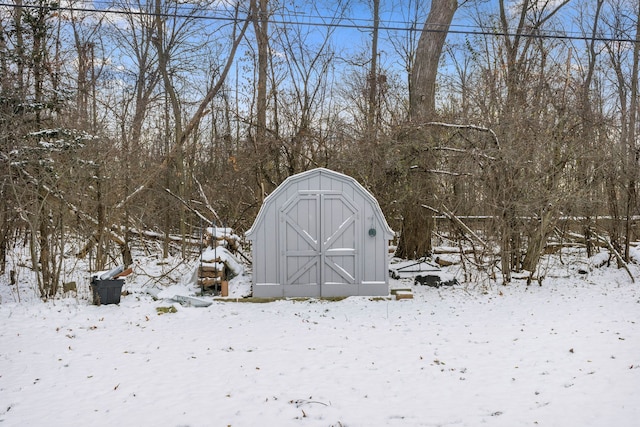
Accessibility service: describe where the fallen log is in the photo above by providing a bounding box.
[593,232,635,283]
[560,229,635,283]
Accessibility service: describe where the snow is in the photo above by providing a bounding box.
[206,227,237,240]
[201,246,243,276]
[1,249,639,426]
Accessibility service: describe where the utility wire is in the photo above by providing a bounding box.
[0,2,638,44]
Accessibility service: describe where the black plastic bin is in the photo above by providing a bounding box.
[91,278,124,305]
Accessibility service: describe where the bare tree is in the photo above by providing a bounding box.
[600,0,640,263]
[571,0,605,257]
[488,0,571,280]
[396,0,458,260]
[147,1,249,255]
[0,0,80,298]
[625,0,640,261]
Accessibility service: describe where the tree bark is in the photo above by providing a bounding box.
[367,0,380,138]
[409,0,457,121]
[398,1,457,259]
[251,0,269,144]
[625,1,640,261]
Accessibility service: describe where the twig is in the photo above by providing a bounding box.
[292,399,329,407]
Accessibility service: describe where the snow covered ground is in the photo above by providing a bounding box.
[1,249,639,426]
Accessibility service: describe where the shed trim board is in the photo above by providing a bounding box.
[246,168,394,297]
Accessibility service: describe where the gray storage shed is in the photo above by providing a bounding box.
[246,168,394,298]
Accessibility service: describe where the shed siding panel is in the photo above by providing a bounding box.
[262,202,278,284]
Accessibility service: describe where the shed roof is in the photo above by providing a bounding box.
[246,168,393,239]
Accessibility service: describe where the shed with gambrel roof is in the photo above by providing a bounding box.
[246,168,393,297]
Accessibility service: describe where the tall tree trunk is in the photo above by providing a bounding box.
[154,0,185,252]
[582,0,604,257]
[251,0,269,143]
[397,1,457,259]
[409,0,457,121]
[367,0,379,138]
[251,0,273,193]
[625,2,640,261]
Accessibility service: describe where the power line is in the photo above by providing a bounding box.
[0,2,638,44]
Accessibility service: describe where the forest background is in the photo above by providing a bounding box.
[2,0,640,299]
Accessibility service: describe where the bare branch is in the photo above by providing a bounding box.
[416,121,501,150]
[410,165,473,177]
[114,14,251,213]
[194,176,221,223]
[423,204,489,250]
[431,146,497,161]
[593,232,635,283]
[164,188,211,224]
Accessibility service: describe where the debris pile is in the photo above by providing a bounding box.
[389,258,459,288]
[197,227,244,295]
